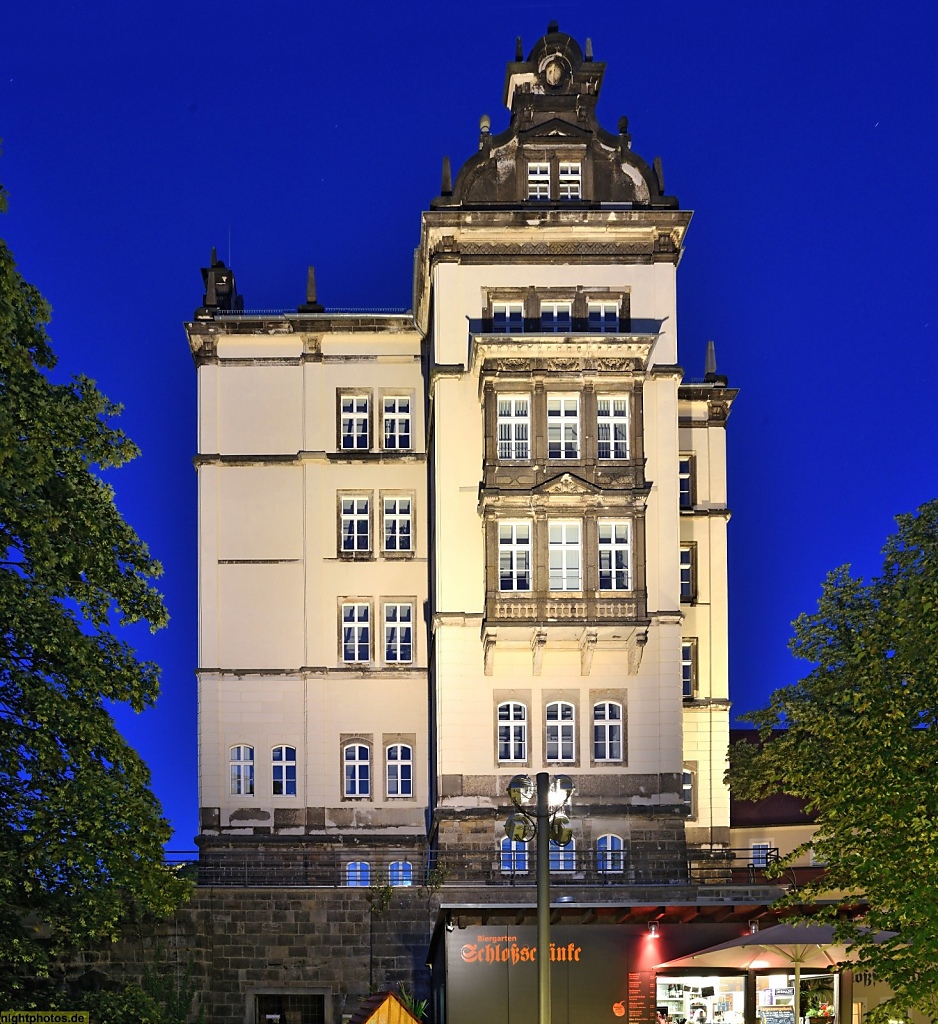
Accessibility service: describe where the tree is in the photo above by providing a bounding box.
[0,183,189,1002]
[728,499,938,1022]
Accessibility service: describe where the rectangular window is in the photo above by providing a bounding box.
[547,395,579,459]
[272,745,297,797]
[255,994,326,1024]
[340,395,370,450]
[497,395,530,460]
[598,520,630,591]
[546,701,576,762]
[596,395,629,459]
[498,522,532,592]
[550,839,576,872]
[492,301,524,333]
[383,496,412,552]
[384,603,413,663]
[383,396,411,450]
[230,745,254,796]
[340,496,370,553]
[680,546,695,601]
[593,702,622,762]
[498,702,527,762]
[683,770,695,817]
[682,639,697,698]
[344,743,370,797]
[588,302,619,332]
[549,521,581,591]
[751,843,771,869]
[558,162,581,199]
[540,302,572,333]
[679,456,695,508]
[342,603,370,663]
[527,162,550,199]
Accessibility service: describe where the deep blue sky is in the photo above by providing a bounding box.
[3,1,937,847]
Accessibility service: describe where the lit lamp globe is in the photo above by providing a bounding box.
[549,775,575,808]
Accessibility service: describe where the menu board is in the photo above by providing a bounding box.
[759,1009,796,1024]
[627,972,655,1023]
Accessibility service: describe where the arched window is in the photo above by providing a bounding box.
[549,838,576,872]
[229,745,254,796]
[497,702,527,762]
[387,744,413,798]
[546,701,575,762]
[346,861,370,887]
[344,744,371,797]
[593,702,623,762]
[389,860,413,887]
[272,746,296,796]
[596,834,624,874]
[500,837,529,874]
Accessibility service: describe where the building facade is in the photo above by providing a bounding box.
[184,24,759,1024]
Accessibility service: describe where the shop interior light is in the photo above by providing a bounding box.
[749,920,759,934]
[647,921,660,938]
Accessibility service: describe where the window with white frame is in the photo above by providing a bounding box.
[383,397,411,450]
[540,301,572,333]
[549,521,581,591]
[500,837,529,873]
[592,701,623,762]
[383,496,412,552]
[527,163,550,199]
[498,522,532,592]
[751,842,771,869]
[272,745,296,796]
[683,769,695,817]
[497,396,530,460]
[588,302,619,332]
[596,395,629,459]
[546,701,576,762]
[596,834,624,873]
[680,546,695,601]
[229,745,254,796]
[346,861,371,886]
[344,743,370,797]
[558,162,582,199]
[340,395,370,450]
[342,603,370,663]
[386,743,413,797]
[679,455,695,508]
[598,521,630,591]
[497,701,527,762]
[384,604,413,664]
[340,496,370,553]
[547,395,579,459]
[682,640,697,698]
[550,838,576,872]
[492,301,524,333]
[389,860,413,887]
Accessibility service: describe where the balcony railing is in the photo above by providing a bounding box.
[170,845,809,890]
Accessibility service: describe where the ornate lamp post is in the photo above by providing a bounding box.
[505,772,575,1024]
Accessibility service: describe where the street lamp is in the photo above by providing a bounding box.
[505,772,575,1024]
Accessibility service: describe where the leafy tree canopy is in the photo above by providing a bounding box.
[728,499,938,1022]
[0,183,189,1002]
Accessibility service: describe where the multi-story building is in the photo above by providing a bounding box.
[183,23,768,1024]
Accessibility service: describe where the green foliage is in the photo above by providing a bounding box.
[727,499,938,1022]
[0,185,190,999]
[396,983,428,1021]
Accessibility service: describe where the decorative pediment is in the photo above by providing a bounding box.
[534,472,599,496]
[519,117,592,142]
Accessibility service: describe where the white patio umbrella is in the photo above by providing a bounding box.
[655,924,858,1021]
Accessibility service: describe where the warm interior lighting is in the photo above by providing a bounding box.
[749,920,759,934]
[647,921,659,938]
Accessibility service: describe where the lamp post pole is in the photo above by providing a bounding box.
[535,771,551,1024]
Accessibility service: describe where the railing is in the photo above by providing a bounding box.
[171,845,809,890]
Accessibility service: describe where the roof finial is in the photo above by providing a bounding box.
[705,340,717,378]
[515,36,524,60]
[585,37,593,61]
[547,20,559,33]
[441,156,453,196]
[298,265,324,313]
